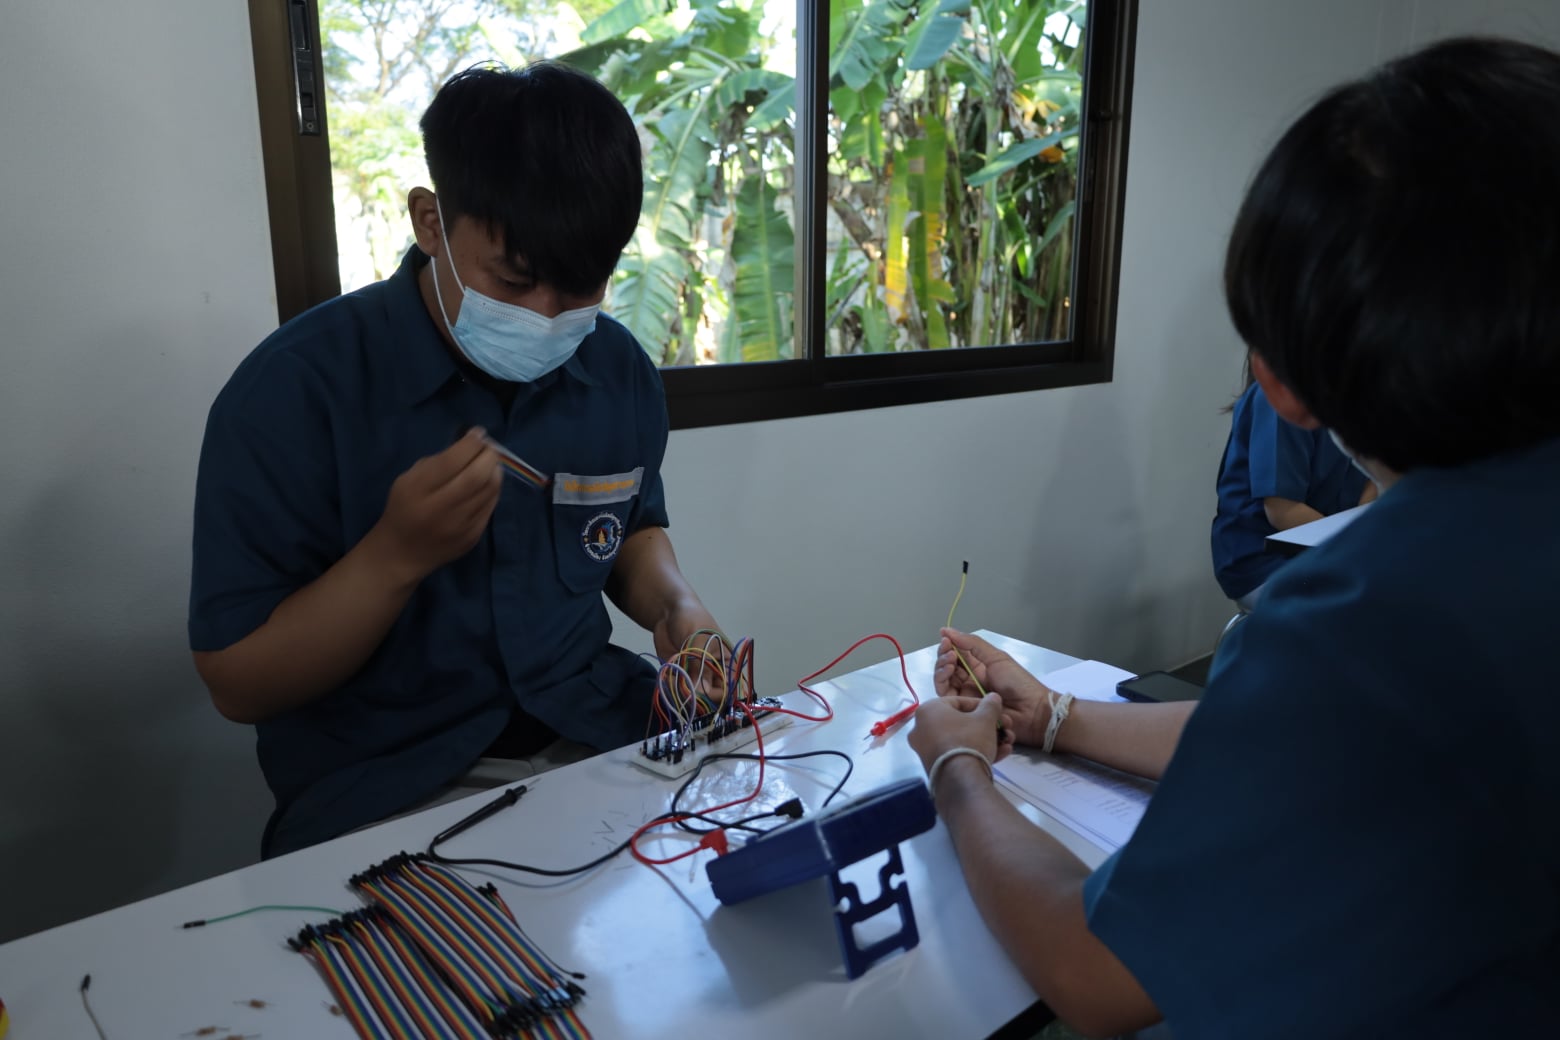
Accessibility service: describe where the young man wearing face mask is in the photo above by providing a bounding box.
[189,63,724,858]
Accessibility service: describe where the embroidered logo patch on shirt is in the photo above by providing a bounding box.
[581,511,625,563]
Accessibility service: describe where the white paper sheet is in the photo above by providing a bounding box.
[995,751,1155,853]
[1038,659,1136,703]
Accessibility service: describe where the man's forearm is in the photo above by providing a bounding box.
[194,526,421,723]
[608,527,708,632]
[1052,700,1196,781]
[935,757,1160,1037]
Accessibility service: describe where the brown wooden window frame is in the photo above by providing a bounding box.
[248,0,1138,430]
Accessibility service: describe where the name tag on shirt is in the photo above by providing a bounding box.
[552,468,644,505]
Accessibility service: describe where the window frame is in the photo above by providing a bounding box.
[249,0,342,321]
[249,0,1138,430]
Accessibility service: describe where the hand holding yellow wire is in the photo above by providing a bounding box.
[946,562,1011,747]
[946,561,988,697]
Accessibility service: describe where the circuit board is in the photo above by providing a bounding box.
[631,697,793,779]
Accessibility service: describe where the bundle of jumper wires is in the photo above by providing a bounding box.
[641,634,796,758]
[624,630,922,867]
[644,627,933,761]
[291,855,589,1040]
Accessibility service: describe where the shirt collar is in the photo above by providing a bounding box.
[388,246,600,407]
[558,350,601,388]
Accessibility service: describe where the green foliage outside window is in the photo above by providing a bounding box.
[322,0,1086,366]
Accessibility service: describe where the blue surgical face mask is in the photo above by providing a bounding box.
[430,200,600,383]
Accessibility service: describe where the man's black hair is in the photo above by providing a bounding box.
[1224,37,1560,472]
[421,61,643,296]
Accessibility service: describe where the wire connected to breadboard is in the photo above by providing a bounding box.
[628,698,768,865]
[668,750,854,835]
[789,633,921,738]
[635,631,838,777]
[629,628,922,863]
[636,634,791,775]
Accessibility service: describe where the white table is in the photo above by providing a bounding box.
[0,633,1109,1040]
[1264,502,1371,557]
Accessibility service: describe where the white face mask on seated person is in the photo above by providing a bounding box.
[430,200,601,383]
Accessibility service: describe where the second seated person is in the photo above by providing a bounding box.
[189,63,724,857]
[1210,375,1376,610]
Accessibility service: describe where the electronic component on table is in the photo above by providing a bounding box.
[1116,670,1205,703]
[633,696,792,779]
[707,777,936,979]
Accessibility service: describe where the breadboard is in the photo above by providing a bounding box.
[632,698,793,779]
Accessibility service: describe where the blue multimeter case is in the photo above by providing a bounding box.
[705,777,936,977]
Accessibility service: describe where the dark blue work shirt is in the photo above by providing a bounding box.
[1210,382,1367,599]
[1089,436,1560,1038]
[190,247,667,857]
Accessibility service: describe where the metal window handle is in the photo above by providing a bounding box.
[288,0,321,136]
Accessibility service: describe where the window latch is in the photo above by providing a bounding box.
[288,0,322,136]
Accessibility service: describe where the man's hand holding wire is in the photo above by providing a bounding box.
[909,693,1011,771]
[663,625,733,700]
[368,428,501,585]
[935,628,1058,749]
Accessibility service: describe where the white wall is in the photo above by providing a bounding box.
[0,3,279,941]
[3,0,1556,943]
[1407,0,1560,46]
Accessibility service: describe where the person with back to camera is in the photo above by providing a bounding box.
[911,36,1560,1038]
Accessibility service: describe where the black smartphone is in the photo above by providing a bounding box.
[1116,670,1205,703]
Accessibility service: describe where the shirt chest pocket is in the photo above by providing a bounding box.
[551,468,644,593]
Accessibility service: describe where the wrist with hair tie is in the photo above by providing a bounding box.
[1042,691,1075,754]
[927,746,993,796]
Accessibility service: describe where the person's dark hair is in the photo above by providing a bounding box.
[421,62,642,296]
[1224,37,1560,471]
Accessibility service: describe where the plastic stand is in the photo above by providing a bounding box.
[706,777,936,979]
